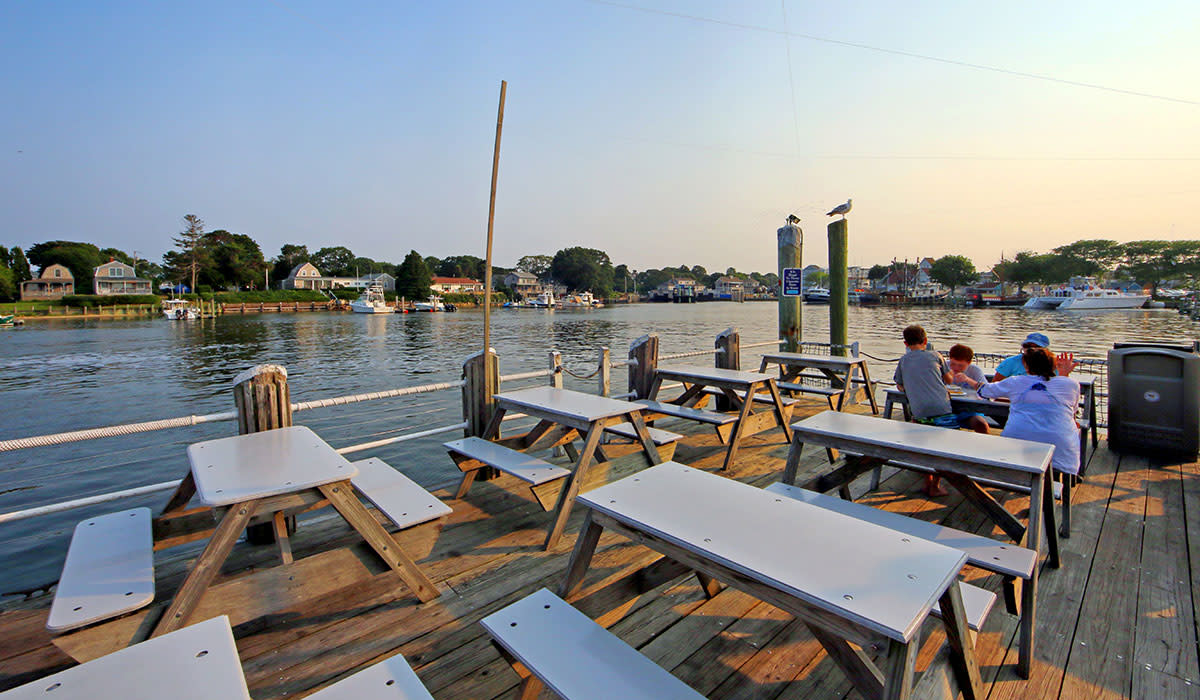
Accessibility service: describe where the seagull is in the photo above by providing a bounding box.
[826,199,852,218]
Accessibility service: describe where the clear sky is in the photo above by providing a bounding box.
[1,1,1197,274]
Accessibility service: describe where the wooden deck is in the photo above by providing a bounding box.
[2,398,1198,699]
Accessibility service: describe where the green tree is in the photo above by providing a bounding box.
[0,266,15,302]
[1120,240,1200,294]
[867,264,889,282]
[28,240,105,293]
[311,246,356,277]
[929,255,978,291]
[438,255,485,279]
[272,244,310,284]
[1052,239,1121,277]
[169,214,207,292]
[516,255,553,280]
[690,265,708,278]
[395,250,432,299]
[806,270,829,288]
[199,231,268,289]
[550,247,614,297]
[9,247,31,283]
[423,256,441,276]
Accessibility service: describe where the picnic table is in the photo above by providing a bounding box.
[784,411,1057,678]
[644,364,793,471]
[559,463,983,700]
[478,386,664,550]
[759,351,880,414]
[152,426,441,638]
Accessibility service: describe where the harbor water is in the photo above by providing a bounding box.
[0,302,1194,592]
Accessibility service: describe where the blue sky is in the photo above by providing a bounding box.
[1,1,1196,273]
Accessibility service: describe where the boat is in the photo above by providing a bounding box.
[803,287,829,303]
[849,289,880,305]
[561,291,602,308]
[161,299,200,320]
[1023,277,1148,310]
[413,295,445,312]
[0,313,19,327]
[349,283,391,313]
[528,292,555,309]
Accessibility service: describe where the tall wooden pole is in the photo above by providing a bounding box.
[777,221,803,352]
[828,218,849,356]
[482,80,507,357]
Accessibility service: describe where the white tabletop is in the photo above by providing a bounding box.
[761,352,864,367]
[579,463,966,642]
[2,615,250,699]
[792,411,1053,474]
[656,364,773,385]
[187,426,358,506]
[494,386,644,422]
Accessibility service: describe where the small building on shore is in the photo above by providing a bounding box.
[503,271,542,298]
[282,262,359,290]
[93,260,151,295]
[431,276,485,294]
[20,264,75,300]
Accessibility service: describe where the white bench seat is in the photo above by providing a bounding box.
[443,437,570,486]
[765,483,1036,580]
[351,458,452,530]
[928,580,996,632]
[48,507,155,633]
[777,381,842,397]
[603,423,684,445]
[634,399,738,426]
[481,588,705,700]
[699,386,798,406]
[308,654,434,699]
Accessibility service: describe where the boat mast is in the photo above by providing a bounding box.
[482,80,506,357]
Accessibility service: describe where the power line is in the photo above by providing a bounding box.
[584,0,1199,107]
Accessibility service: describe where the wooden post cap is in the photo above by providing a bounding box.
[232,364,288,387]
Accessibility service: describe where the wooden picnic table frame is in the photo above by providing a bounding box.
[759,351,880,414]
[647,365,793,471]
[153,427,440,639]
[784,412,1058,680]
[477,387,664,550]
[559,464,983,700]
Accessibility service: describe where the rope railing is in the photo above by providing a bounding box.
[561,364,603,380]
[335,421,469,455]
[0,411,239,454]
[660,348,719,361]
[291,380,463,412]
[499,369,553,382]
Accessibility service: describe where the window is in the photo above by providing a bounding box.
[109,267,123,277]
[54,268,62,278]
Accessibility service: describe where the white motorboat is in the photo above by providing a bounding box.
[350,283,391,313]
[413,295,445,312]
[528,292,555,309]
[561,291,600,308]
[803,287,830,303]
[1023,277,1148,310]
[161,299,200,320]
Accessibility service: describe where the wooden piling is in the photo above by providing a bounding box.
[549,351,564,389]
[627,334,659,399]
[461,349,501,480]
[231,365,295,543]
[828,218,849,356]
[777,221,803,352]
[597,347,611,397]
[714,328,740,411]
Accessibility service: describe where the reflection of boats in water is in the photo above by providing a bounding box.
[528,292,555,309]
[161,299,200,320]
[1024,277,1148,310]
[350,283,390,313]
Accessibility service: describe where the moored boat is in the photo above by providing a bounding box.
[413,295,445,312]
[161,299,200,320]
[1024,277,1148,310]
[349,283,391,313]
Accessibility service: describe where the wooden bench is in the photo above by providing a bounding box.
[634,399,738,443]
[351,458,452,529]
[47,507,155,633]
[777,381,843,407]
[766,482,1031,618]
[602,423,683,461]
[698,386,798,406]
[481,588,706,700]
[308,653,434,699]
[444,437,572,511]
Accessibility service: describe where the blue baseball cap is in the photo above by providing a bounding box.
[1022,332,1050,348]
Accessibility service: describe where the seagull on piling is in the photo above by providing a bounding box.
[826,199,852,219]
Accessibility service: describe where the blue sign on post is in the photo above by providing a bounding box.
[782,267,803,297]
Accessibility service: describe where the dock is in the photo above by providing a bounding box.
[1,393,1195,699]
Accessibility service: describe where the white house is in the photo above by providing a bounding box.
[430,277,486,294]
[93,260,151,295]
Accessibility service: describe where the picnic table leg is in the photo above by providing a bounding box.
[1060,472,1072,538]
[272,511,294,565]
[153,498,260,637]
[939,472,1026,542]
[834,368,854,411]
[320,482,440,602]
[646,372,664,400]
[543,422,605,550]
[1015,471,1047,679]
[626,412,664,465]
[805,623,884,700]
[558,510,604,599]
[481,406,507,440]
[938,580,983,700]
[719,389,757,471]
[1037,471,1060,568]
[161,472,197,514]
[880,638,920,700]
[782,434,805,485]
[858,361,880,414]
[764,380,793,443]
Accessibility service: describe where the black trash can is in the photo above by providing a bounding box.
[1107,342,1200,456]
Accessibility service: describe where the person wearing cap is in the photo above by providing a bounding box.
[993,332,1051,380]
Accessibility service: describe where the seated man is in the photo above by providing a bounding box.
[993,332,1050,380]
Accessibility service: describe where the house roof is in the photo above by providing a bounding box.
[715,276,742,284]
[431,277,482,285]
[362,272,394,280]
[289,262,321,278]
[34,263,74,280]
[507,270,537,280]
[93,260,149,281]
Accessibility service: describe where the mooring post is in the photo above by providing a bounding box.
[628,334,659,399]
[714,328,741,411]
[231,364,295,544]
[828,218,849,357]
[549,351,564,388]
[597,346,611,397]
[777,220,803,352]
[461,349,501,479]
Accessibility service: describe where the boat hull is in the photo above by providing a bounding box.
[1058,295,1149,310]
[350,303,390,313]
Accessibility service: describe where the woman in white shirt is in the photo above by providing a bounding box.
[978,347,1081,475]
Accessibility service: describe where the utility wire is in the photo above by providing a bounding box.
[584,0,1199,107]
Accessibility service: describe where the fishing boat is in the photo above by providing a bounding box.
[349,283,391,313]
[161,299,200,320]
[528,292,555,309]
[803,287,830,304]
[413,295,445,312]
[1024,277,1148,310]
[561,291,601,308]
